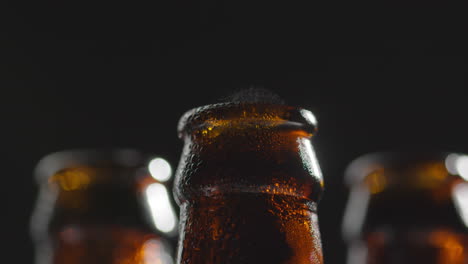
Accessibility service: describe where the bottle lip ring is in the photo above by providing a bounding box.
[177,102,318,138]
[34,148,152,183]
[344,151,468,185]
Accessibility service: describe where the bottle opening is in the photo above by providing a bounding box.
[177,102,318,139]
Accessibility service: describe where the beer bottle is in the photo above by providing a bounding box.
[30,149,177,264]
[342,152,468,264]
[174,91,325,263]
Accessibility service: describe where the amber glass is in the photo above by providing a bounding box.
[343,152,468,264]
[174,102,325,264]
[31,150,175,264]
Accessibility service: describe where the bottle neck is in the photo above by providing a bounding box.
[348,230,468,264]
[177,193,323,264]
[175,103,324,264]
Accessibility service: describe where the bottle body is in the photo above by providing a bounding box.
[50,225,169,264]
[174,103,324,264]
[361,229,468,264]
[178,193,322,264]
[343,152,468,264]
[31,150,175,264]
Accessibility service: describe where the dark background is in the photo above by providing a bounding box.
[1,1,467,263]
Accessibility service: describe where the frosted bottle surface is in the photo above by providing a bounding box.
[174,102,325,264]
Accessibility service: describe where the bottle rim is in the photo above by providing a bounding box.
[34,149,152,183]
[344,151,468,186]
[177,102,318,138]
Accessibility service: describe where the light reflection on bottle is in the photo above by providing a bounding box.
[299,109,317,127]
[346,241,368,264]
[148,158,172,182]
[145,183,177,234]
[297,137,323,187]
[453,182,468,228]
[446,154,468,181]
[342,186,371,242]
[142,239,174,264]
[428,230,466,264]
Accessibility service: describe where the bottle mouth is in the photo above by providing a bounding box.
[177,102,318,139]
[344,151,468,188]
[34,149,151,184]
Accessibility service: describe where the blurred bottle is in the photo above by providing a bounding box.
[342,152,468,264]
[174,98,325,263]
[31,149,177,264]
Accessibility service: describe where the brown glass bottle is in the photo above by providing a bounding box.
[31,149,176,264]
[342,152,468,264]
[174,102,325,264]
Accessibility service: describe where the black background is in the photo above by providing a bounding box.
[1,1,467,263]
